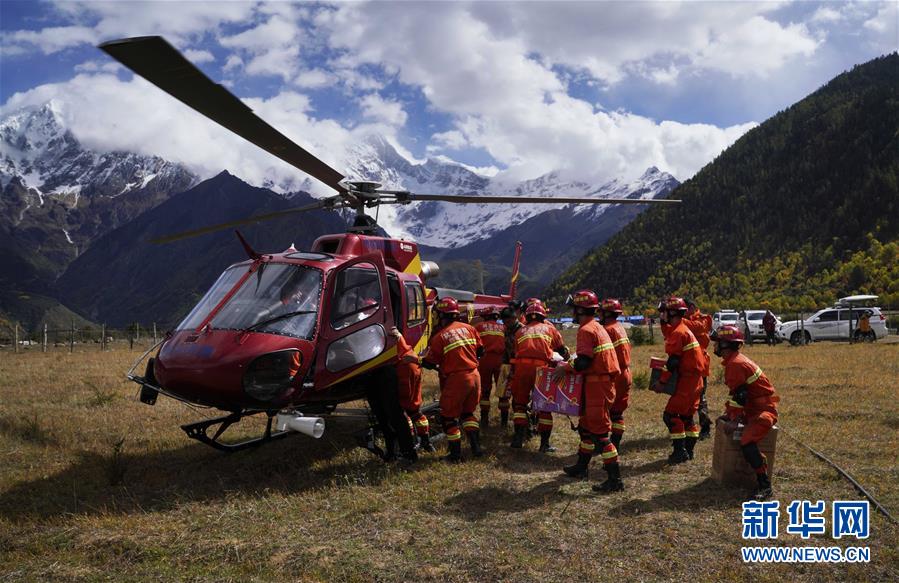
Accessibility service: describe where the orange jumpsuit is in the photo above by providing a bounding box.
[685,312,713,431]
[511,321,565,433]
[396,334,428,438]
[722,352,779,446]
[603,321,632,438]
[662,320,704,440]
[424,321,483,443]
[475,319,506,419]
[575,319,621,464]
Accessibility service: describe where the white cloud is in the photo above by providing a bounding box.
[220,15,303,81]
[2,26,97,55]
[811,7,844,23]
[294,69,335,89]
[863,2,899,34]
[359,93,408,127]
[428,130,469,152]
[183,49,215,64]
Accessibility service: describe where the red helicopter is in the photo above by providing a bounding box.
[102,36,678,453]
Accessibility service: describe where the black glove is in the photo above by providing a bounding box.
[572,354,592,372]
[733,384,749,406]
[666,354,681,372]
[421,360,437,371]
[557,345,570,360]
[476,346,485,358]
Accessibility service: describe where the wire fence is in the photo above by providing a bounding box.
[0,322,166,353]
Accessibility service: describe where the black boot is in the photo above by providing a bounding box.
[563,452,591,478]
[610,432,622,454]
[418,433,436,453]
[500,409,509,428]
[538,432,556,453]
[667,440,689,464]
[592,462,624,493]
[510,425,525,448]
[480,409,490,429]
[467,431,484,457]
[751,472,773,501]
[699,424,712,440]
[443,439,462,463]
[685,436,697,460]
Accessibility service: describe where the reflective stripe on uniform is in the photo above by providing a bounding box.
[517,333,552,344]
[479,400,491,407]
[601,449,619,459]
[444,338,477,353]
[685,430,700,438]
[537,418,553,427]
[670,432,686,439]
[746,367,763,385]
[462,421,479,430]
[446,431,462,441]
[727,399,744,409]
[612,337,630,347]
[579,441,595,451]
[480,331,505,337]
[593,342,614,354]
[611,422,626,431]
[512,412,529,420]
[414,418,429,428]
[683,341,700,351]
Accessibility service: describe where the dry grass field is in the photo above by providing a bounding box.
[1,336,897,582]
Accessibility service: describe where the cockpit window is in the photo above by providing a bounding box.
[331,263,382,331]
[176,263,322,339]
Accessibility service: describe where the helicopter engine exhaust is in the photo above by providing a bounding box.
[275,413,325,439]
[420,261,440,280]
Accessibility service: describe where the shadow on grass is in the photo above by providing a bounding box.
[607,478,744,517]
[0,417,387,522]
[439,476,571,520]
[617,435,671,453]
[620,458,669,478]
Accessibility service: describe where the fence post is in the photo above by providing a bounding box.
[14,323,19,354]
[129,324,134,351]
[101,323,106,351]
[153,322,157,345]
[43,323,48,353]
[69,320,75,353]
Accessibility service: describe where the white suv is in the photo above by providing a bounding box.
[779,306,888,344]
[712,310,740,329]
[742,310,782,343]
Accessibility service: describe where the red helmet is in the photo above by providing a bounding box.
[526,297,542,306]
[481,305,501,318]
[711,324,745,344]
[525,302,547,318]
[601,298,623,314]
[664,296,688,315]
[567,289,599,309]
[435,297,460,315]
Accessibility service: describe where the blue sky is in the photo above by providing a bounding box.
[1,1,896,188]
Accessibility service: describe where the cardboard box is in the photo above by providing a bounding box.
[531,366,583,416]
[711,422,778,488]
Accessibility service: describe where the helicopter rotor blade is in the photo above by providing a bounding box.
[149,198,342,244]
[392,192,680,204]
[99,36,347,194]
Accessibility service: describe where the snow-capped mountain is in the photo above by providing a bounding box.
[336,134,677,247]
[0,101,197,292]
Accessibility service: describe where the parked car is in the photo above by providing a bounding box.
[742,310,782,343]
[779,302,888,345]
[712,310,740,330]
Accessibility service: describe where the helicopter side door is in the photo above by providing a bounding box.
[313,253,397,389]
[399,275,429,355]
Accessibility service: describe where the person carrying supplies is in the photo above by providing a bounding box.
[600,298,632,453]
[655,297,705,464]
[390,327,434,453]
[685,299,713,439]
[422,297,485,462]
[554,290,623,492]
[475,306,506,427]
[712,325,779,500]
[509,302,569,451]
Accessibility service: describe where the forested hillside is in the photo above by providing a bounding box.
[546,53,899,312]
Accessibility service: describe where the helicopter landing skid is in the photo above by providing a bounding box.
[181,411,291,453]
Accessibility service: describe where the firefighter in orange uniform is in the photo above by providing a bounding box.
[498,306,523,427]
[390,327,434,453]
[655,297,705,464]
[509,302,569,451]
[554,290,623,492]
[600,298,632,452]
[712,325,779,500]
[422,297,485,462]
[685,299,713,439]
[475,306,506,427]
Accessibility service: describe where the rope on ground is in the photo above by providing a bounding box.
[782,428,896,524]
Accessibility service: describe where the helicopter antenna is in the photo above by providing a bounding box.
[234,230,261,260]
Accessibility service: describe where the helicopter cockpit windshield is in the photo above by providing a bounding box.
[177,263,322,339]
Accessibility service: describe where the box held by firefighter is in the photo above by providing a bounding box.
[648,356,677,395]
[531,366,583,417]
[711,422,778,488]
